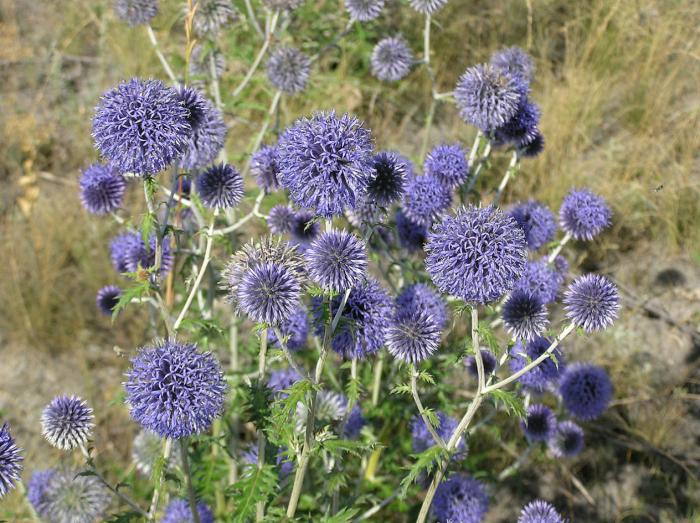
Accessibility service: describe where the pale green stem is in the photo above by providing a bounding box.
[547,232,572,264]
[410,366,446,448]
[180,440,201,523]
[232,10,279,98]
[255,328,269,521]
[148,438,173,521]
[146,25,178,85]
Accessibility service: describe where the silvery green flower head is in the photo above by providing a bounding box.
[0,423,22,498]
[79,163,126,215]
[35,468,110,523]
[277,111,374,218]
[93,78,191,176]
[267,46,312,94]
[190,0,238,38]
[114,0,158,27]
[41,395,94,452]
[432,473,489,523]
[371,36,414,82]
[175,86,226,170]
[296,391,347,433]
[125,339,227,439]
[131,429,181,476]
[518,499,565,523]
[345,0,384,21]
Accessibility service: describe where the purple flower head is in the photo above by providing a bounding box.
[513,259,560,304]
[307,230,367,292]
[366,151,408,206]
[507,200,556,251]
[191,0,238,38]
[564,274,619,332]
[425,205,527,304]
[125,340,226,439]
[175,86,226,170]
[396,283,448,330]
[79,163,126,215]
[396,209,428,252]
[411,412,464,454]
[559,188,612,241]
[465,349,497,377]
[371,36,414,82]
[251,145,280,193]
[521,404,557,442]
[268,307,309,351]
[114,0,158,26]
[162,498,215,523]
[109,231,174,276]
[289,210,321,251]
[277,111,374,217]
[267,368,302,398]
[455,64,527,133]
[560,363,612,420]
[402,176,452,227]
[386,310,441,364]
[0,423,22,498]
[27,469,56,514]
[96,285,122,316]
[41,395,94,451]
[132,429,181,476]
[267,46,311,94]
[267,205,295,234]
[491,47,535,85]
[93,79,190,175]
[518,499,564,523]
[37,469,110,522]
[502,290,549,341]
[432,473,489,523]
[521,131,545,157]
[553,255,569,280]
[509,337,565,393]
[196,163,244,209]
[548,420,584,458]
[424,144,469,190]
[409,0,448,14]
[344,405,366,439]
[494,98,540,148]
[345,0,384,21]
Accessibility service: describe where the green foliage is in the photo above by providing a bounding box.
[320,507,361,523]
[399,446,448,499]
[489,389,526,419]
[225,464,278,523]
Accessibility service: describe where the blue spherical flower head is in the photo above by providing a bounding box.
[27,469,56,516]
[267,46,312,94]
[114,0,158,26]
[509,337,565,393]
[518,499,564,523]
[455,64,526,133]
[560,363,612,420]
[371,36,414,82]
[507,200,556,251]
[513,259,561,304]
[465,349,497,377]
[403,176,452,227]
[267,368,302,398]
[93,79,191,175]
[277,111,374,217]
[396,209,428,252]
[125,340,226,439]
[425,205,527,304]
[494,98,540,148]
[268,306,309,351]
[521,404,556,442]
[289,210,321,251]
[96,285,122,316]
[396,283,448,330]
[491,47,535,85]
[196,163,244,209]
[267,204,295,234]
[344,405,366,439]
[366,151,408,206]
[559,188,612,241]
[41,395,94,451]
[432,473,489,523]
[548,420,584,458]
[307,230,368,292]
[424,144,469,190]
[0,423,22,498]
[110,231,174,276]
[553,255,569,280]
[564,274,619,332]
[162,498,215,523]
[502,289,549,341]
[251,145,280,193]
[38,468,110,522]
[409,0,448,14]
[411,412,464,454]
[345,0,384,21]
[521,131,545,158]
[176,86,226,170]
[387,310,441,364]
[79,163,126,215]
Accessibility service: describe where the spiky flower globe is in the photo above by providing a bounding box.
[345,0,384,21]
[563,274,619,332]
[96,285,122,316]
[267,368,302,398]
[251,145,280,193]
[114,0,158,26]
[494,98,540,148]
[191,0,238,37]
[131,429,181,476]
[267,47,312,94]
[521,403,557,442]
[548,420,584,458]
[93,78,190,175]
[507,200,556,251]
[196,163,244,209]
[35,469,110,523]
[366,151,408,206]
[559,363,612,420]
[386,310,441,364]
[518,499,564,523]
[432,473,489,523]
[109,231,174,276]
[267,205,295,235]
[41,396,94,452]
[79,163,126,215]
[559,188,612,241]
[513,259,561,304]
[0,423,22,498]
[162,499,215,523]
[268,307,309,351]
[402,176,452,227]
[371,36,414,82]
[125,340,226,438]
[424,144,469,190]
[307,230,368,292]
[176,86,226,170]
[27,469,55,514]
[425,205,526,304]
[408,0,448,14]
[277,111,374,217]
[296,391,347,432]
[491,46,535,85]
[395,209,428,252]
[502,289,549,341]
[411,412,463,454]
[509,337,565,393]
[289,210,321,251]
[396,283,448,330]
[455,64,526,133]
[465,349,497,377]
[521,131,545,157]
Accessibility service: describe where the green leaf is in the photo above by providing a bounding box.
[489,389,526,419]
[478,322,502,354]
[226,464,277,523]
[399,446,447,499]
[111,280,150,319]
[390,383,411,396]
[321,507,361,523]
[418,370,435,385]
[320,437,375,458]
[104,512,144,523]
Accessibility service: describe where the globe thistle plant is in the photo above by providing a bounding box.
[518,499,565,523]
[251,145,281,193]
[289,210,321,251]
[491,46,535,85]
[267,47,312,94]
[27,469,56,515]
[408,0,448,14]
[109,231,174,276]
[345,0,384,21]
[175,86,226,170]
[131,429,181,476]
[268,307,309,351]
[125,340,226,438]
[520,131,545,157]
[307,230,368,292]
[267,368,302,398]
[548,420,584,458]
[465,349,497,377]
[521,403,557,442]
[196,163,244,209]
[425,205,527,304]
[502,289,549,341]
[424,144,469,190]
[96,285,122,316]
[41,395,94,452]
[191,0,238,38]
[370,36,414,82]
[36,469,110,523]
[189,44,226,79]
[431,473,489,523]
[366,151,408,206]
[0,423,22,498]
[513,259,561,304]
[411,412,463,454]
[386,310,441,364]
[563,274,620,332]
[559,363,613,420]
[494,98,540,148]
[79,163,126,215]
[402,175,452,227]
[395,283,448,330]
[507,200,557,251]
[267,204,295,234]
[395,209,428,252]
[162,498,215,523]
[114,0,158,26]
[559,188,612,241]
[509,337,565,393]
[296,391,347,432]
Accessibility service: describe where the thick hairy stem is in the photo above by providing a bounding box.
[547,232,572,264]
[410,366,446,448]
[148,438,173,521]
[146,26,178,84]
[256,329,269,521]
[232,10,280,98]
[180,440,201,523]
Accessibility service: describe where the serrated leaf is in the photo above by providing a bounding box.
[111,280,150,319]
[418,370,435,385]
[490,389,526,419]
[320,438,375,458]
[226,464,277,523]
[390,383,411,396]
[478,322,502,354]
[399,446,447,499]
[321,507,360,523]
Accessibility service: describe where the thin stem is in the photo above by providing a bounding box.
[243,0,264,38]
[410,366,446,448]
[492,151,520,206]
[464,140,493,194]
[371,355,383,407]
[547,232,572,263]
[232,10,280,98]
[471,307,485,393]
[180,440,201,523]
[421,98,436,161]
[213,190,266,235]
[272,326,306,378]
[468,131,483,166]
[311,19,354,63]
[497,445,532,480]
[420,14,435,160]
[228,322,240,488]
[146,26,178,85]
[255,328,269,521]
[148,438,173,521]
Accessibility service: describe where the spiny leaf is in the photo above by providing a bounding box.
[226,464,277,523]
[478,321,502,354]
[320,437,375,458]
[321,507,361,523]
[490,389,526,419]
[418,370,435,385]
[399,446,447,499]
[111,280,150,319]
[390,383,411,396]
